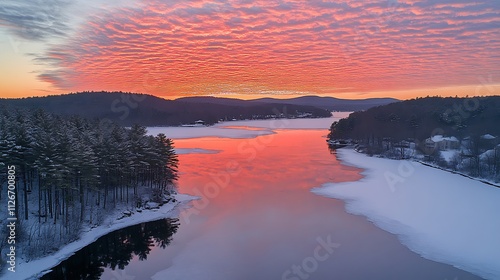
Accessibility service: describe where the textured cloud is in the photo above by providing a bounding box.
[0,0,72,40]
[34,0,500,96]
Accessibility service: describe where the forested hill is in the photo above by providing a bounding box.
[0,92,332,126]
[249,96,399,111]
[329,96,500,142]
[176,96,399,111]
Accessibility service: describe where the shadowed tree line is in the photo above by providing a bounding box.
[0,91,333,126]
[329,96,500,142]
[0,106,178,260]
[328,96,500,181]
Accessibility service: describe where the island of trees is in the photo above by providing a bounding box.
[0,106,179,263]
[328,96,500,183]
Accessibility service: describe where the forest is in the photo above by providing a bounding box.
[328,96,500,182]
[177,95,399,111]
[0,106,179,262]
[0,91,333,126]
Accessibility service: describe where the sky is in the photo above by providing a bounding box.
[0,0,499,100]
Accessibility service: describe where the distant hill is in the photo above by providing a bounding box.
[0,92,333,126]
[175,96,260,107]
[249,96,399,111]
[329,96,500,142]
[177,96,399,111]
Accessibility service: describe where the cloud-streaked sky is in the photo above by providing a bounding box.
[1,0,499,99]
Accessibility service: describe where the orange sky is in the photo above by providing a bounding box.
[1,1,499,100]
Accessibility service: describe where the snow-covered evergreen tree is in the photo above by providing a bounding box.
[0,106,179,260]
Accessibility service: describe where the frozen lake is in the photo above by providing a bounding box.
[42,116,483,280]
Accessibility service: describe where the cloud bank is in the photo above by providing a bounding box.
[6,0,499,96]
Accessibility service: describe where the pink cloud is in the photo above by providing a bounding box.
[37,0,500,96]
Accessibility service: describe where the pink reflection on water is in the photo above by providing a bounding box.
[176,130,360,189]
[173,129,362,224]
[106,128,482,280]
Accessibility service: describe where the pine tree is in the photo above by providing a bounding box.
[0,106,179,257]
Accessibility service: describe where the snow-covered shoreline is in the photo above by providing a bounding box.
[312,149,500,280]
[12,193,196,280]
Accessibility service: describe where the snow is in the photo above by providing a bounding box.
[431,135,458,142]
[430,135,444,142]
[481,134,496,140]
[440,150,459,162]
[147,126,275,139]
[175,148,222,154]
[147,113,351,139]
[480,149,496,160]
[312,149,500,280]
[214,112,351,130]
[145,201,160,209]
[15,194,196,280]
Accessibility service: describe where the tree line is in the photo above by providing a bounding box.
[328,96,500,182]
[0,91,333,126]
[0,106,178,260]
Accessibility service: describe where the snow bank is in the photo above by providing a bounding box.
[312,149,500,280]
[440,150,459,162]
[147,113,351,139]
[15,194,196,280]
[214,112,351,130]
[147,126,274,139]
[431,135,459,143]
[481,134,496,140]
[175,148,222,154]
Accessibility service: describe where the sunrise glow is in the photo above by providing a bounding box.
[1,0,499,99]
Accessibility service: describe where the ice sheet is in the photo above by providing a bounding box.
[312,149,500,280]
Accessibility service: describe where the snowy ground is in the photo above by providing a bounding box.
[175,148,222,154]
[147,126,275,139]
[312,149,500,280]
[147,113,351,139]
[212,112,350,130]
[13,194,196,280]
[440,149,459,162]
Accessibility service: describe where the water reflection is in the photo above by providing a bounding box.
[41,218,179,280]
[327,144,338,155]
[40,125,483,280]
